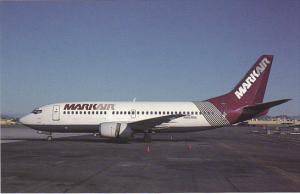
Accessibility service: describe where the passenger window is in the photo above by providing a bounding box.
[187,111,189,115]
[155,111,157,115]
[67,111,70,114]
[150,111,153,115]
[163,111,165,115]
[71,111,74,114]
[131,111,135,114]
[124,111,126,115]
[112,111,115,115]
[92,111,94,114]
[137,111,139,115]
[104,111,107,115]
[142,111,144,115]
[128,111,131,115]
[171,111,173,114]
[88,111,90,114]
[63,111,66,114]
[159,111,161,115]
[116,111,119,115]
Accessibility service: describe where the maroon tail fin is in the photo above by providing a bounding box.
[231,55,273,105]
[208,55,274,124]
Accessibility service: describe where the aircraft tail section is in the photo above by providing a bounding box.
[207,55,290,124]
[231,55,273,105]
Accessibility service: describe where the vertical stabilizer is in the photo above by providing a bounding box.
[208,55,273,123]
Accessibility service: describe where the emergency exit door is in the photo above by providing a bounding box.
[131,109,136,119]
[52,105,60,121]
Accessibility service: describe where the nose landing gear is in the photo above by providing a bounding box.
[37,130,53,141]
[47,135,53,141]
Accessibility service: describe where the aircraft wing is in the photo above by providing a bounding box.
[129,114,184,131]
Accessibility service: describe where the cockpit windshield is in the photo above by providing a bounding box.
[32,108,42,114]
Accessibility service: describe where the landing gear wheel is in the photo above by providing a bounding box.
[47,136,53,141]
[130,133,135,139]
[144,133,152,143]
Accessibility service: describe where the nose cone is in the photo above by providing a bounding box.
[19,115,32,125]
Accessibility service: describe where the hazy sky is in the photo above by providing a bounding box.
[1,0,299,116]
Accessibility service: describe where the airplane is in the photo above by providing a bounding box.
[19,55,290,142]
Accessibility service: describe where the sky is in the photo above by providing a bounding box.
[1,0,299,116]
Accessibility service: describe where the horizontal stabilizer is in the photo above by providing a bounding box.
[243,99,291,114]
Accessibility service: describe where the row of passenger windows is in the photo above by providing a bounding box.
[63,110,214,115]
[111,111,214,115]
[63,111,107,115]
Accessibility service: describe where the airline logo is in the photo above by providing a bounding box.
[235,57,271,100]
[64,103,115,110]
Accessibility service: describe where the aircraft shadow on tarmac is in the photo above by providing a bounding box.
[2,136,203,144]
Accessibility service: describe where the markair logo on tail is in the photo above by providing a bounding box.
[235,58,271,100]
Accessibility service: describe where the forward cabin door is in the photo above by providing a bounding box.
[52,105,60,121]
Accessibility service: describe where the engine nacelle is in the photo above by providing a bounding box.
[99,122,133,138]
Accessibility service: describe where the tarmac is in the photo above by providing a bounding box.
[1,125,300,192]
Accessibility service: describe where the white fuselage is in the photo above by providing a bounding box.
[20,101,229,133]
[18,55,281,136]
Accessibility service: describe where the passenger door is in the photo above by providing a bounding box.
[52,105,60,121]
[220,102,227,117]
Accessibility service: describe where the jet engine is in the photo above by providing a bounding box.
[99,122,133,138]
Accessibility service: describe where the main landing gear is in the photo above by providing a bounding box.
[47,134,53,141]
[143,132,152,143]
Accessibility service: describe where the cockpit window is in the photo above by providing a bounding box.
[32,108,42,114]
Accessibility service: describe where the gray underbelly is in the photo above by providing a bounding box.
[23,124,98,133]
